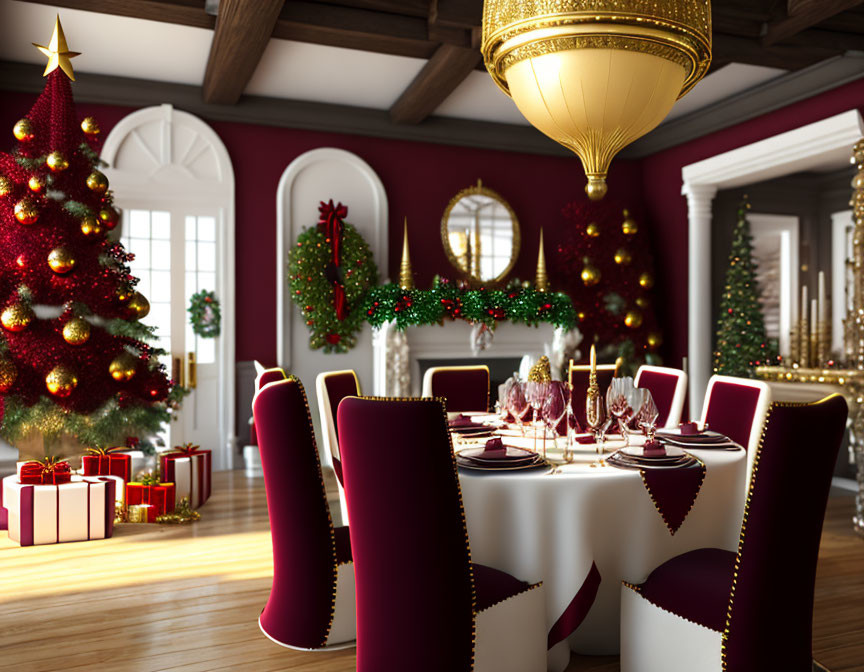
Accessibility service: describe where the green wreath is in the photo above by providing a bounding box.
[288,201,378,353]
[188,290,221,338]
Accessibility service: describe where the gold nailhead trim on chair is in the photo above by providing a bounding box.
[720,394,843,671]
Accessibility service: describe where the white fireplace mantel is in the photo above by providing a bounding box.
[372,321,558,397]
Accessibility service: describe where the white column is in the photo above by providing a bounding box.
[683,182,718,419]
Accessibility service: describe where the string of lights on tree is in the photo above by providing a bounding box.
[713,198,779,377]
[0,19,181,451]
[363,276,576,331]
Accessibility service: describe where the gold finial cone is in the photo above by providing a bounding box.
[399,217,415,290]
[527,355,551,382]
[33,15,80,81]
[535,228,549,292]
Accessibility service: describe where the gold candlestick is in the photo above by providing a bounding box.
[399,217,414,291]
[585,345,604,452]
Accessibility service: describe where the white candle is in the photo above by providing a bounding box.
[818,271,827,323]
[590,344,596,373]
[801,285,808,324]
[811,299,818,338]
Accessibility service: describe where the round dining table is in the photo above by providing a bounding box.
[457,436,747,672]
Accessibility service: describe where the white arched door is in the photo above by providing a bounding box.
[101,104,236,469]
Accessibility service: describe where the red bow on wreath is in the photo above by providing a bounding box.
[318,200,349,321]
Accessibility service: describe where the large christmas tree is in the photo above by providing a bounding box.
[713,199,778,377]
[0,18,177,454]
[554,197,662,372]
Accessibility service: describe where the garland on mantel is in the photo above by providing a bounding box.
[363,277,576,331]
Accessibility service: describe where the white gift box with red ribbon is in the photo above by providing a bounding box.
[2,474,116,546]
[159,449,211,509]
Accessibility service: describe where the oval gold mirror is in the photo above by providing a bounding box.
[441,180,520,284]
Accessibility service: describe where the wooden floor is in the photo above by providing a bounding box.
[1,471,863,672]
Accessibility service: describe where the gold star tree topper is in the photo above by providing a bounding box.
[33,15,79,81]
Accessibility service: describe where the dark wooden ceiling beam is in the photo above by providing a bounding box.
[15,0,214,29]
[202,0,284,104]
[763,0,864,46]
[390,43,481,124]
[786,27,864,51]
[434,0,483,28]
[713,32,842,69]
[306,0,430,18]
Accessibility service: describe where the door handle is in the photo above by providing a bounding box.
[173,356,185,388]
[187,351,197,389]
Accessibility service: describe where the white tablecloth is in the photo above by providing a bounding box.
[458,441,746,672]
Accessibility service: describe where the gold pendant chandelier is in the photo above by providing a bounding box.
[482,1,712,200]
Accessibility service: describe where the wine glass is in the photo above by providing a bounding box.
[541,381,567,460]
[625,387,648,446]
[525,380,550,453]
[498,376,516,421]
[606,376,636,446]
[508,381,531,436]
[634,389,660,442]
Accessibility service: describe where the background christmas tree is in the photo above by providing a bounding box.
[554,197,663,373]
[0,18,179,454]
[713,198,778,377]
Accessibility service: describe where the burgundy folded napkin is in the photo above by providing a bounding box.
[643,440,666,457]
[449,414,485,430]
[680,421,700,435]
[575,434,595,445]
[483,437,506,455]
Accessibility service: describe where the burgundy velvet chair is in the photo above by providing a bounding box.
[634,365,688,428]
[620,394,847,672]
[315,369,361,524]
[253,377,355,650]
[421,365,490,413]
[337,397,547,672]
[568,357,621,426]
[700,374,772,487]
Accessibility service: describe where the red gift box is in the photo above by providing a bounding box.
[82,448,131,482]
[19,458,72,485]
[126,482,176,516]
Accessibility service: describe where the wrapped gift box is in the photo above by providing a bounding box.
[3,474,115,546]
[128,504,157,523]
[126,481,175,516]
[81,452,131,482]
[159,448,211,509]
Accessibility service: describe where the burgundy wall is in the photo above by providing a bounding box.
[0,89,645,364]
[641,77,864,366]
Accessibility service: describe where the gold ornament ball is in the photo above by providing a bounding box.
[62,318,91,346]
[1,304,33,332]
[28,175,46,194]
[48,247,76,274]
[624,310,644,329]
[81,117,101,136]
[86,171,109,194]
[13,118,34,142]
[622,209,638,235]
[586,222,600,238]
[46,151,69,172]
[614,248,632,265]
[0,176,11,196]
[80,216,103,236]
[647,332,663,350]
[14,198,39,225]
[46,365,77,398]
[581,265,601,287]
[638,273,654,289]
[127,292,150,319]
[99,208,119,229]
[636,296,649,308]
[0,357,16,392]
[109,352,138,382]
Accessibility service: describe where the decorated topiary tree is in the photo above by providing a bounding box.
[0,19,178,456]
[713,198,778,377]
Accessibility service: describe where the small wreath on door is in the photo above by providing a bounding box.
[188,290,221,338]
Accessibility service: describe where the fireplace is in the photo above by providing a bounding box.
[372,321,559,397]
